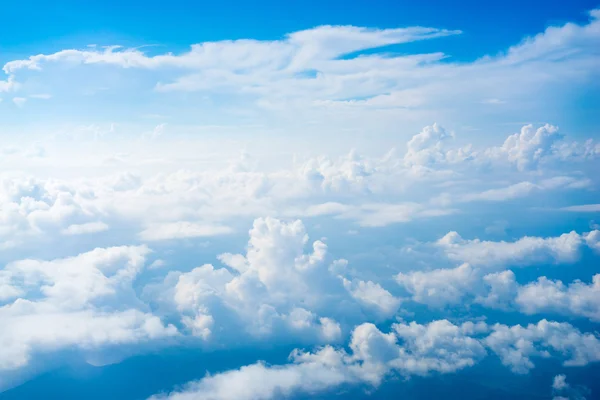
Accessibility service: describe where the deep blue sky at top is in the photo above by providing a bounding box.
[2,0,599,61]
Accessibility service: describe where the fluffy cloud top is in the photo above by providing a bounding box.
[0,246,177,374]
[152,318,600,400]
[396,229,600,323]
[436,230,585,269]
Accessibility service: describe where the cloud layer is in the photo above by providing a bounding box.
[1,7,600,400]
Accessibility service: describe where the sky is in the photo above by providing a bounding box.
[1,1,600,399]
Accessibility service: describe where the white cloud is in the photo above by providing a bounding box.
[403,123,457,167]
[457,176,589,203]
[495,124,562,171]
[396,262,600,323]
[12,97,27,107]
[0,76,18,92]
[341,278,401,317]
[329,202,457,227]
[396,263,478,308]
[149,319,487,400]
[485,319,600,373]
[586,230,600,251]
[138,221,234,241]
[437,230,584,269]
[515,275,600,322]
[461,181,538,202]
[61,221,109,235]
[3,26,460,75]
[149,347,353,400]
[158,217,352,342]
[476,270,519,310]
[390,319,488,375]
[553,374,569,390]
[0,309,176,372]
[395,228,600,322]
[148,259,167,269]
[551,373,591,400]
[477,270,600,322]
[29,93,52,99]
[561,204,600,212]
[0,246,177,376]
[216,253,249,273]
[151,317,600,400]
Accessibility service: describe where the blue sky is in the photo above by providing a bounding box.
[2,1,598,52]
[0,1,600,400]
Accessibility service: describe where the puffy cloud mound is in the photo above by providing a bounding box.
[151,318,600,400]
[396,263,478,307]
[515,275,600,321]
[396,230,600,322]
[499,124,562,171]
[404,123,455,168]
[436,230,585,269]
[149,319,487,400]
[0,246,177,375]
[340,278,401,318]
[553,374,569,391]
[551,373,591,400]
[158,217,404,344]
[484,320,600,373]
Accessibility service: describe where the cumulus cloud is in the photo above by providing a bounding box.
[495,124,562,171]
[151,318,600,400]
[395,228,600,322]
[148,347,354,400]
[585,230,600,251]
[436,230,586,269]
[476,270,600,323]
[403,123,465,168]
[340,278,401,318]
[515,275,600,322]
[397,264,600,323]
[61,221,109,235]
[0,246,177,376]
[552,374,591,400]
[149,319,487,400]
[0,76,18,92]
[391,227,600,325]
[485,320,600,373]
[396,263,478,308]
[554,374,569,390]
[155,217,361,343]
[477,270,519,310]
